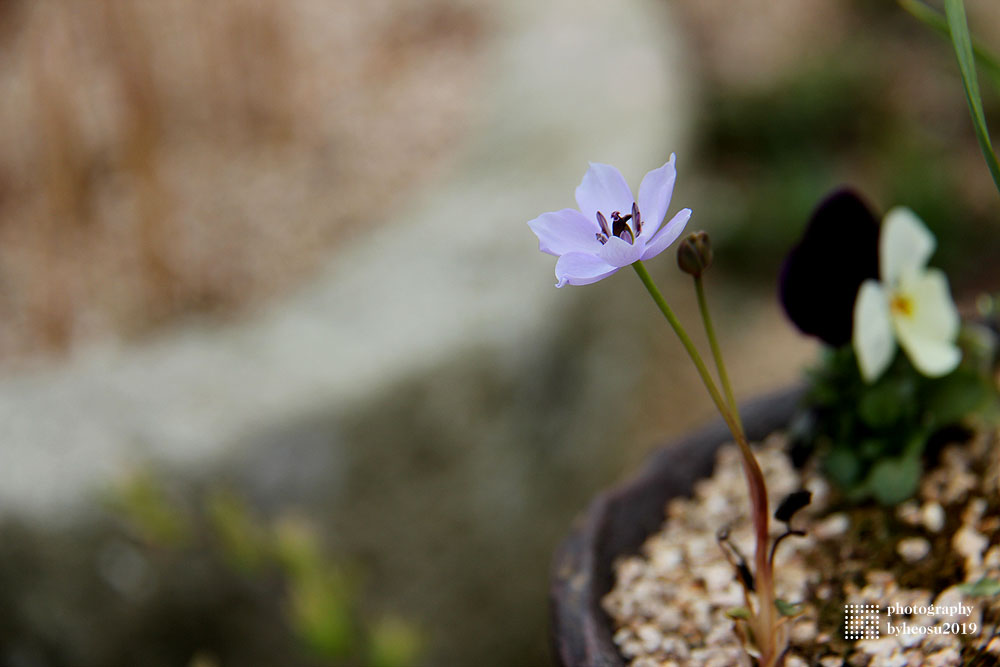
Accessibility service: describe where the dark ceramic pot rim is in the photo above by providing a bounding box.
[549,385,806,667]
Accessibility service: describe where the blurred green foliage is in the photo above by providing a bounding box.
[273,517,359,660]
[109,476,422,667]
[694,8,1000,286]
[110,470,191,547]
[958,577,1000,597]
[790,321,999,504]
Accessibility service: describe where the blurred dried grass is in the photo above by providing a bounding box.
[0,0,484,362]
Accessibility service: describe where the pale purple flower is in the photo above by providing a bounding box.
[528,155,692,287]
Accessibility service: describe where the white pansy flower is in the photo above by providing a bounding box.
[852,207,961,383]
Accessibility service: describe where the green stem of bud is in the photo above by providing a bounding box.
[631,259,780,666]
[694,275,743,435]
[630,261,735,434]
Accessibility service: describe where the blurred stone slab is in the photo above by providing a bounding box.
[0,3,701,666]
[0,0,692,519]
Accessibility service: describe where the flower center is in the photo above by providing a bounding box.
[595,203,642,245]
[890,292,914,318]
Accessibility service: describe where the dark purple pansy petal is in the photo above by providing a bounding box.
[779,189,880,346]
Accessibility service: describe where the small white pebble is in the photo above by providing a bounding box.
[631,657,659,667]
[858,638,893,656]
[896,501,921,525]
[858,636,903,659]
[806,475,831,510]
[813,512,849,539]
[923,632,962,653]
[953,526,988,564]
[700,563,736,592]
[984,545,1000,571]
[636,624,662,653]
[897,537,931,562]
[865,571,896,596]
[619,638,642,658]
[702,649,745,667]
[923,646,961,667]
[660,636,689,659]
[790,619,817,644]
[649,545,683,573]
[653,607,682,632]
[884,654,910,667]
[932,587,966,621]
[921,502,946,533]
[617,557,645,586]
[963,498,988,525]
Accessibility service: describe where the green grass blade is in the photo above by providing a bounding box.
[899,0,1000,89]
[945,0,1000,198]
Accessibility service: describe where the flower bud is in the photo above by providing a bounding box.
[677,231,713,277]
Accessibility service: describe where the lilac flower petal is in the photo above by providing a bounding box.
[779,189,880,346]
[528,208,600,257]
[640,208,690,260]
[598,235,644,268]
[554,252,619,287]
[637,154,676,238]
[575,163,634,224]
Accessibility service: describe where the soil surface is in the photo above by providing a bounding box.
[604,429,1000,666]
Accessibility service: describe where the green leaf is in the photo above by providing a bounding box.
[825,447,862,488]
[859,379,908,428]
[369,616,423,667]
[957,578,1000,597]
[924,367,993,427]
[944,0,1000,199]
[275,518,357,659]
[867,456,922,505]
[775,599,804,617]
[206,488,268,572]
[108,470,190,547]
[726,606,751,620]
[899,0,1000,89]
[859,438,892,460]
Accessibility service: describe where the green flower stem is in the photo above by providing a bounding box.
[631,261,734,432]
[694,276,744,435]
[633,260,779,666]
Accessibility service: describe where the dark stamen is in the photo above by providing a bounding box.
[596,211,611,237]
[595,232,608,245]
[632,202,642,235]
[611,212,634,243]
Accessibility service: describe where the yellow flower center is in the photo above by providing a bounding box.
[890,292,914,318]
